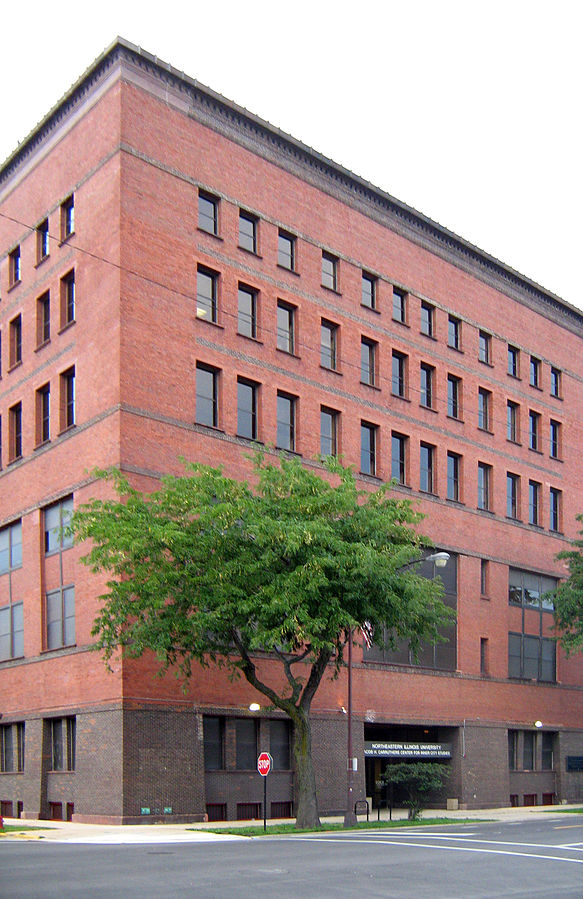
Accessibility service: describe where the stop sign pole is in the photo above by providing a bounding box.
[257,751,272,832]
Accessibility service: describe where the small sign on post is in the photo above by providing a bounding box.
[257,752,273,831]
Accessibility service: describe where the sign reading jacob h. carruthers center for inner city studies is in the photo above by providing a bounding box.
[364,742,452,759]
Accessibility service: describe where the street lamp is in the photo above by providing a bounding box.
[343,549,450,827]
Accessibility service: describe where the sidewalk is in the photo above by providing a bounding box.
[1,804,575,844]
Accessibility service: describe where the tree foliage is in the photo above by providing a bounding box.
[555,514,583,654]
[71,453,453,827]
[382,762,449,820]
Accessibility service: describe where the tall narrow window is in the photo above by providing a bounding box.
[480,559,489,596]
[420,302,434,337]
[203,717,224,770]
[447,375,461,419]
[529,410,540,451]
[448,315,461,350]
[237,285,257,338]
[9,403,22,462]
[46,587,75,649]
[60,270,75,328]
[37,218,50,262]
[196,267,218,322]
[320,320,338,370]
[507,401,519,443]
[477,462,492,511]
[9,247,21,286]
[60,367,75,431]
[196,364,219,427]
[50,717,76,770]
[508,731,518,770]
[276,392,296,451]
[0,603,23,661]
[37,291,51,346]
[198,191,219,235]
[361,338,377,386]
[44,497,74,554]
[530,356,541,388]
[237,379,258,440]
[549,488,561,532]
[235,719,258,770]
[361,272,376,309]
[277,302,295,354]
[523,732,535,770]
[478,388,491,431]
[239,211,258,254]
[60,195,75,241]
[392,288,406,323]
[480,637,489,675]
[391,432,407,485]
[420,363,434,408]
[446,452,461,501]
[9,315,22,368]
[478,331,491,364]
[549,420,561,459]
[321,252,338,291]
[508,345,520,378]
[36,383,51,445]
[0,520,22,573]
[420,443,435,493]
[528,480,541,526]
[277,230,295,270]
[507,473,520,520]
[542,733,555,771]
[320,407,339,457]
[392,351,407,398]
[550,367,561,399]
[360,422,377,476]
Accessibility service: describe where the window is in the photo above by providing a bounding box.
[477,463,492,511]
[203,716,224,770]
[528,480,541,526]
[530,355,541,388]
[196,266,218,322]
[507,473,520,519]
[9,402,22,462]
[9,247,21,285]
[37,291,51,346]
[478,388,491,431]
[420,301,434,337]
[523,731,535,770]
[0,520,22,573]
[50,717,76,770]
[276,392,296,451]
[549,420,561,459]
[446,452,461,502]
[360,422,377,476]
[60,367,75,431]
[480,559,489,596]
[0,723,25,772]
[360,338,377,386]
[46,586,75,649]
[507,401,519,443]
[60,195,75,240]
[508,633,556,683]
[420,442,435,493]
[320,407,339,457]
[0,603,24,661]
[392,351,407,398]
[237,379,258,440]
[196,363,219,427]
[235,718,257,769]
[320,320,338,370]
[239,211,258,254]
[448,315,461,350]
[392,287,406,323]
[36,383,51,445]
[528,410,540,451]
[508,345,520,378]
[321,252,338,291]
[509,568,556,612]
[278,230,295,270]
[277,301,295,354]
[391,432,407,485]
[542,733,554,771]
[198,191,219,235]
[447,375,461,419]
[60,269,75,328]
[480,637,489,675]
[270,720,290,770]
[44,497,74,554]
[420,363,434,408]
[37,218,49,262]
[478,330,491,364]
[549,487,562,532]
[508,731,518,770]
[237,285,257,338]
[550,367,562,398]
[9,315,22,367]
[361,272,376,309]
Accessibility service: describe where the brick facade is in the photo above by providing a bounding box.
[1,39,583,822]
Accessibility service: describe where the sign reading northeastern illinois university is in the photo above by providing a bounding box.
[364,742,452,759]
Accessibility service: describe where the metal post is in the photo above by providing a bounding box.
[343,629,357,826]
[263,774,267,832]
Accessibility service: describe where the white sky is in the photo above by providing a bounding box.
[2,0,581,309]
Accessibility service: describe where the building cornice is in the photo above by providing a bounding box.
[2,37,581,334]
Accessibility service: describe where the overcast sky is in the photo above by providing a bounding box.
[2,1,580,309]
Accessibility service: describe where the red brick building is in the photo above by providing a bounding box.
[1,39,582,823]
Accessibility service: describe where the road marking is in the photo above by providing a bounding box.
[555,823,583,829]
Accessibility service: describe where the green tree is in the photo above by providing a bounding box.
[382,762,449,820]
[71,453,453,828]
[555,514,583,653]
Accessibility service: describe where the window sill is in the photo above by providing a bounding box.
[277,263,299,276]
[391,392,410,402]
[197,227,223,241]
[447,415,464,424]
[507,439,522,447]
[237,332,263,344]
[420,332,437,341]
[7,280,22,292]
[479,359,494,368]
[58,320,76,336]
[320,364,342,376]
[549,455,563,463]
[528,447,543,455]
[477,507,495,515]
[195,316,224,330]
[35,254,50,268]
[58,425,76,437]
[446,498,465,507]
[419,404,438,413]
[58,231,75,247]
[7,361,23,373]
[478,427,493,435]
[7,456,23,466]
[276,347,301,360]
[238,245,262,259]
[448,346,464,354]
[35,339,51,353]
[35,439,51,451]
[507,373,522,381]
[392,318,409,328]
[529,384,543,392]
[321,284,341,296]
[360,381,380,390]
[361,303,380,314]
[194,423,225,434]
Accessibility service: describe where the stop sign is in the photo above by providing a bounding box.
[257,751,272,776]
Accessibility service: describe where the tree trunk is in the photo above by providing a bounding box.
[291,706,320,828]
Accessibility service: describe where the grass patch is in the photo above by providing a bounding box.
[543,806,583,814]
[0,825,53,834]
[189,817,486,837]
